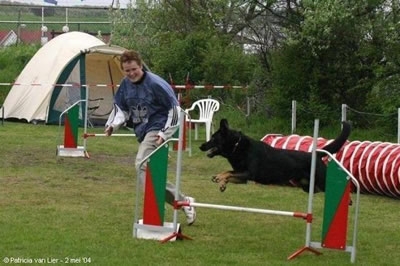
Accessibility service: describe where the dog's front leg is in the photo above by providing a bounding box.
[212,171,232,192]
[212,171,249,192]
[212,171,231,183]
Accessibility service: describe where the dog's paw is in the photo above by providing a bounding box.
[219,184,226,192]
[211,176,218,183]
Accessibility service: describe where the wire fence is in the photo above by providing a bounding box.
[291,100,400,143]
[0,4,113,46]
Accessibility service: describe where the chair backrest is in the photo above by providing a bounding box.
[189,99,220,120]
[87,98,104,115]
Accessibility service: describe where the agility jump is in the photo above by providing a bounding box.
[132,111,360,263]
[56,100,88,158]
[56,86,135,158]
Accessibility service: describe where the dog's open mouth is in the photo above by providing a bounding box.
[206,147,218,157]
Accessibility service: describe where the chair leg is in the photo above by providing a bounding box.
[205,122,211,141]
[195,123,198,140]
[87,118,94,128]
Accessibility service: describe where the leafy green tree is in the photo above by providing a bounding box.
[269,0,399,127]
[109,0,399,130]
[110,0,261,109]
[364,1,400,130]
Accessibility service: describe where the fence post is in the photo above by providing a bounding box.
[1,104,3,126]
[246,96,251,117]
[341,104,347,123]
[291,100,296,134]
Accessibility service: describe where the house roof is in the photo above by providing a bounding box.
[0,30,110,46]
[0,30,17,46]
[0,30,53,46]
[0,31,9,41]
[20,30,51,43]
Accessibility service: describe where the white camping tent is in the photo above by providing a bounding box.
[0,31,127,125]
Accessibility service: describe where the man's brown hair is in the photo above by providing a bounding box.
[120,50,142,69]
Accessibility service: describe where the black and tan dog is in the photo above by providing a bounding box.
[200,119,351,193]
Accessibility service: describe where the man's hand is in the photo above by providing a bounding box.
[156,136,164,146]
[105,126,113,136]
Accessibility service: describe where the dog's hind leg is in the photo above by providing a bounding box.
[229,176,248,184]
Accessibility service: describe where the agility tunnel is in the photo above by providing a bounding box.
[261,133,400,199]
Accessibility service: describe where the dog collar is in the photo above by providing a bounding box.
[232,136,242,154]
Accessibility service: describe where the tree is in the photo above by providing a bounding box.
[110,0,261,86]
[109,0,400,129]
[269,0,399,126]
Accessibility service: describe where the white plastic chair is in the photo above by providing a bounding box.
[185,98,220,141]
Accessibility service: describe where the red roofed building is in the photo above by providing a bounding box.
[0,30,110,47]
[0,30,53,46]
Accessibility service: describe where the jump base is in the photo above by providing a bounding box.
[56,145,87,157]
[134,219,181,242]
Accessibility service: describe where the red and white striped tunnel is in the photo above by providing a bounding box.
[261,134,400,199]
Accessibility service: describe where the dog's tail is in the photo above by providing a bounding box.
[321,121,351,155]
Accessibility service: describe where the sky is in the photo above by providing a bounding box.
[7,0,132,8]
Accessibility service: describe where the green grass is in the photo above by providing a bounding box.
[1,121,400,265]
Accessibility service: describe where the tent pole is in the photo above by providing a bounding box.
[83,85,89,153]
[107,60,116,96]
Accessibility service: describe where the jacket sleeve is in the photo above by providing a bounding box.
[105,103,129,131]
[157,105,182,141]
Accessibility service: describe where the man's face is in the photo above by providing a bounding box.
[122,60,143,83]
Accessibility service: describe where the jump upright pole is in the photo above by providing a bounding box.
[288,119,360,263]
[311,151,360,263]
[56,86,90,158]
[161,108,192,242]
[288,119,323,259]
[133,140,181,241]
[133,108,190,242]
[56,99,87,157]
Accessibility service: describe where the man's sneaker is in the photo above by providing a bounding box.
[183,196,196,225]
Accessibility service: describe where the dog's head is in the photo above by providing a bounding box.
[199,119,241,158]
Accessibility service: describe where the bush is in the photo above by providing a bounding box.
[0,44,39,103]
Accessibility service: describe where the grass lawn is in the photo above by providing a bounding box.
[1,121,399,265]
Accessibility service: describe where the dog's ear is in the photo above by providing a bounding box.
[220,119,229,130]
